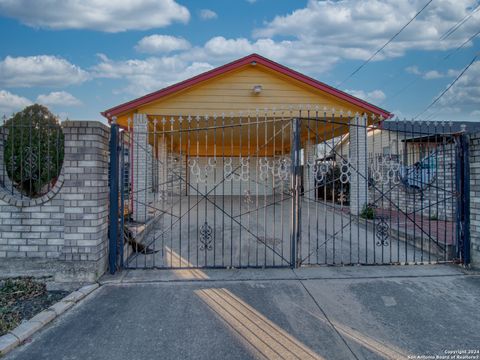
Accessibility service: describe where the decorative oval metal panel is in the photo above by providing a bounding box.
[1,106,64,199]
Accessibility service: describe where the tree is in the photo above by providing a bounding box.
[3,104,64,197]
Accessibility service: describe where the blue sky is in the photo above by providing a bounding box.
[0,0,478,123]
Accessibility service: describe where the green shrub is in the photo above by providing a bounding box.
[3,104,64,197]
[429,213,438,221]
[360,204,376,219]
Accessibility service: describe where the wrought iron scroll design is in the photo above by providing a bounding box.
[199,221,213,251]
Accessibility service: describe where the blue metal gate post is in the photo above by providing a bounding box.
[119,131,125,268]
[108,116,120,274]
[455,133,471,265]
[290,118,301,268]
[461,134,471,265]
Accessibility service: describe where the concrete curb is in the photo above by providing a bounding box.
[0,283,99,357]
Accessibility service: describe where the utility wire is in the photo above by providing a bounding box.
[440,2,480,40]
[380,25,480,107]
[444,29,480,59]
[338,0,434,87]
[380,26,478,107]
[414,54,478,119]
[382,77,419,105]
[380,2,478,88]
[374,2,479,108]
[423,108,444,121]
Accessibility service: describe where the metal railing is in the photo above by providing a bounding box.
[107,110,470,272]
[1,108,64,200]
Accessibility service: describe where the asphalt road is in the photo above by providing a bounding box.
[5,265,480,360]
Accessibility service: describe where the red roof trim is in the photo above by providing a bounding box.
[101,53,391,120]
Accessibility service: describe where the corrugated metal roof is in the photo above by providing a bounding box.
[381,120,480,135]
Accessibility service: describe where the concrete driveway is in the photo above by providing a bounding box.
[129,196,434,269]
[5,265,480,360]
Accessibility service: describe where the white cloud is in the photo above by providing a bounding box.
[406,66,458,80]
[0,0,190,32]
[92,54,214,95]
[447,69,459,77]
[346,89,386,103]
[0,90,32,115]
[36,91,82,106]
[144,1,477,81]
[135,35,191,54]
[200,36,338,73]
[253,0,479,65]
[0,55,89,88]
[423,70,445,80]
[416,61,480,120]
[406,66,422,76]
[438,61,480,107]
[87,0,478,110]
[200,9,218,20]
[92,33,341,96]
[422,69,459,80]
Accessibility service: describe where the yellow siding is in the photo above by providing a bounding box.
[140,66,366,114]
[116,63,374,127]
[115,63,384,156]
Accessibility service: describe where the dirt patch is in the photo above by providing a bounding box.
[0,277,68,336]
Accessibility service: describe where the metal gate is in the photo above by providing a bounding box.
[108,109,470,272]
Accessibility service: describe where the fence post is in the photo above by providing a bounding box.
[290,118,301,268]
[132,114,149,223]
[108,116,119,274]
[119,131,125,269]
[455,133,471,265]
[461,134,471,265]
[349,114,368,215]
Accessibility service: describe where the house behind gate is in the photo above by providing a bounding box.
[102,53,391,213]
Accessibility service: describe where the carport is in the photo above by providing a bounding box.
[102,53,394,269]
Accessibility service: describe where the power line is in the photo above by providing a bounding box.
[381,77,419,105]
[380,23,480,107]
[440,2,480,40]
[414,54,478,119]
[338,0,434,87]
[423,108,444,121]
[444,29,480,60]
[380,28,479,107]
[379,3,479,91]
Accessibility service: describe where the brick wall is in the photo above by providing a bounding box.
[368,142,456,221]
[469,132,480,268]
[0,121,110,281]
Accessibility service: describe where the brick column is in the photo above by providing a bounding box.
[158,137,168,197]
[61,121,109,281]
[303,140,316,199]
[469,132,480,268]
[132,113,149,223]
[147,143,153,201]
[349,114,368,216]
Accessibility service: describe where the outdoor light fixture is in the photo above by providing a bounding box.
[252,85,262,94]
